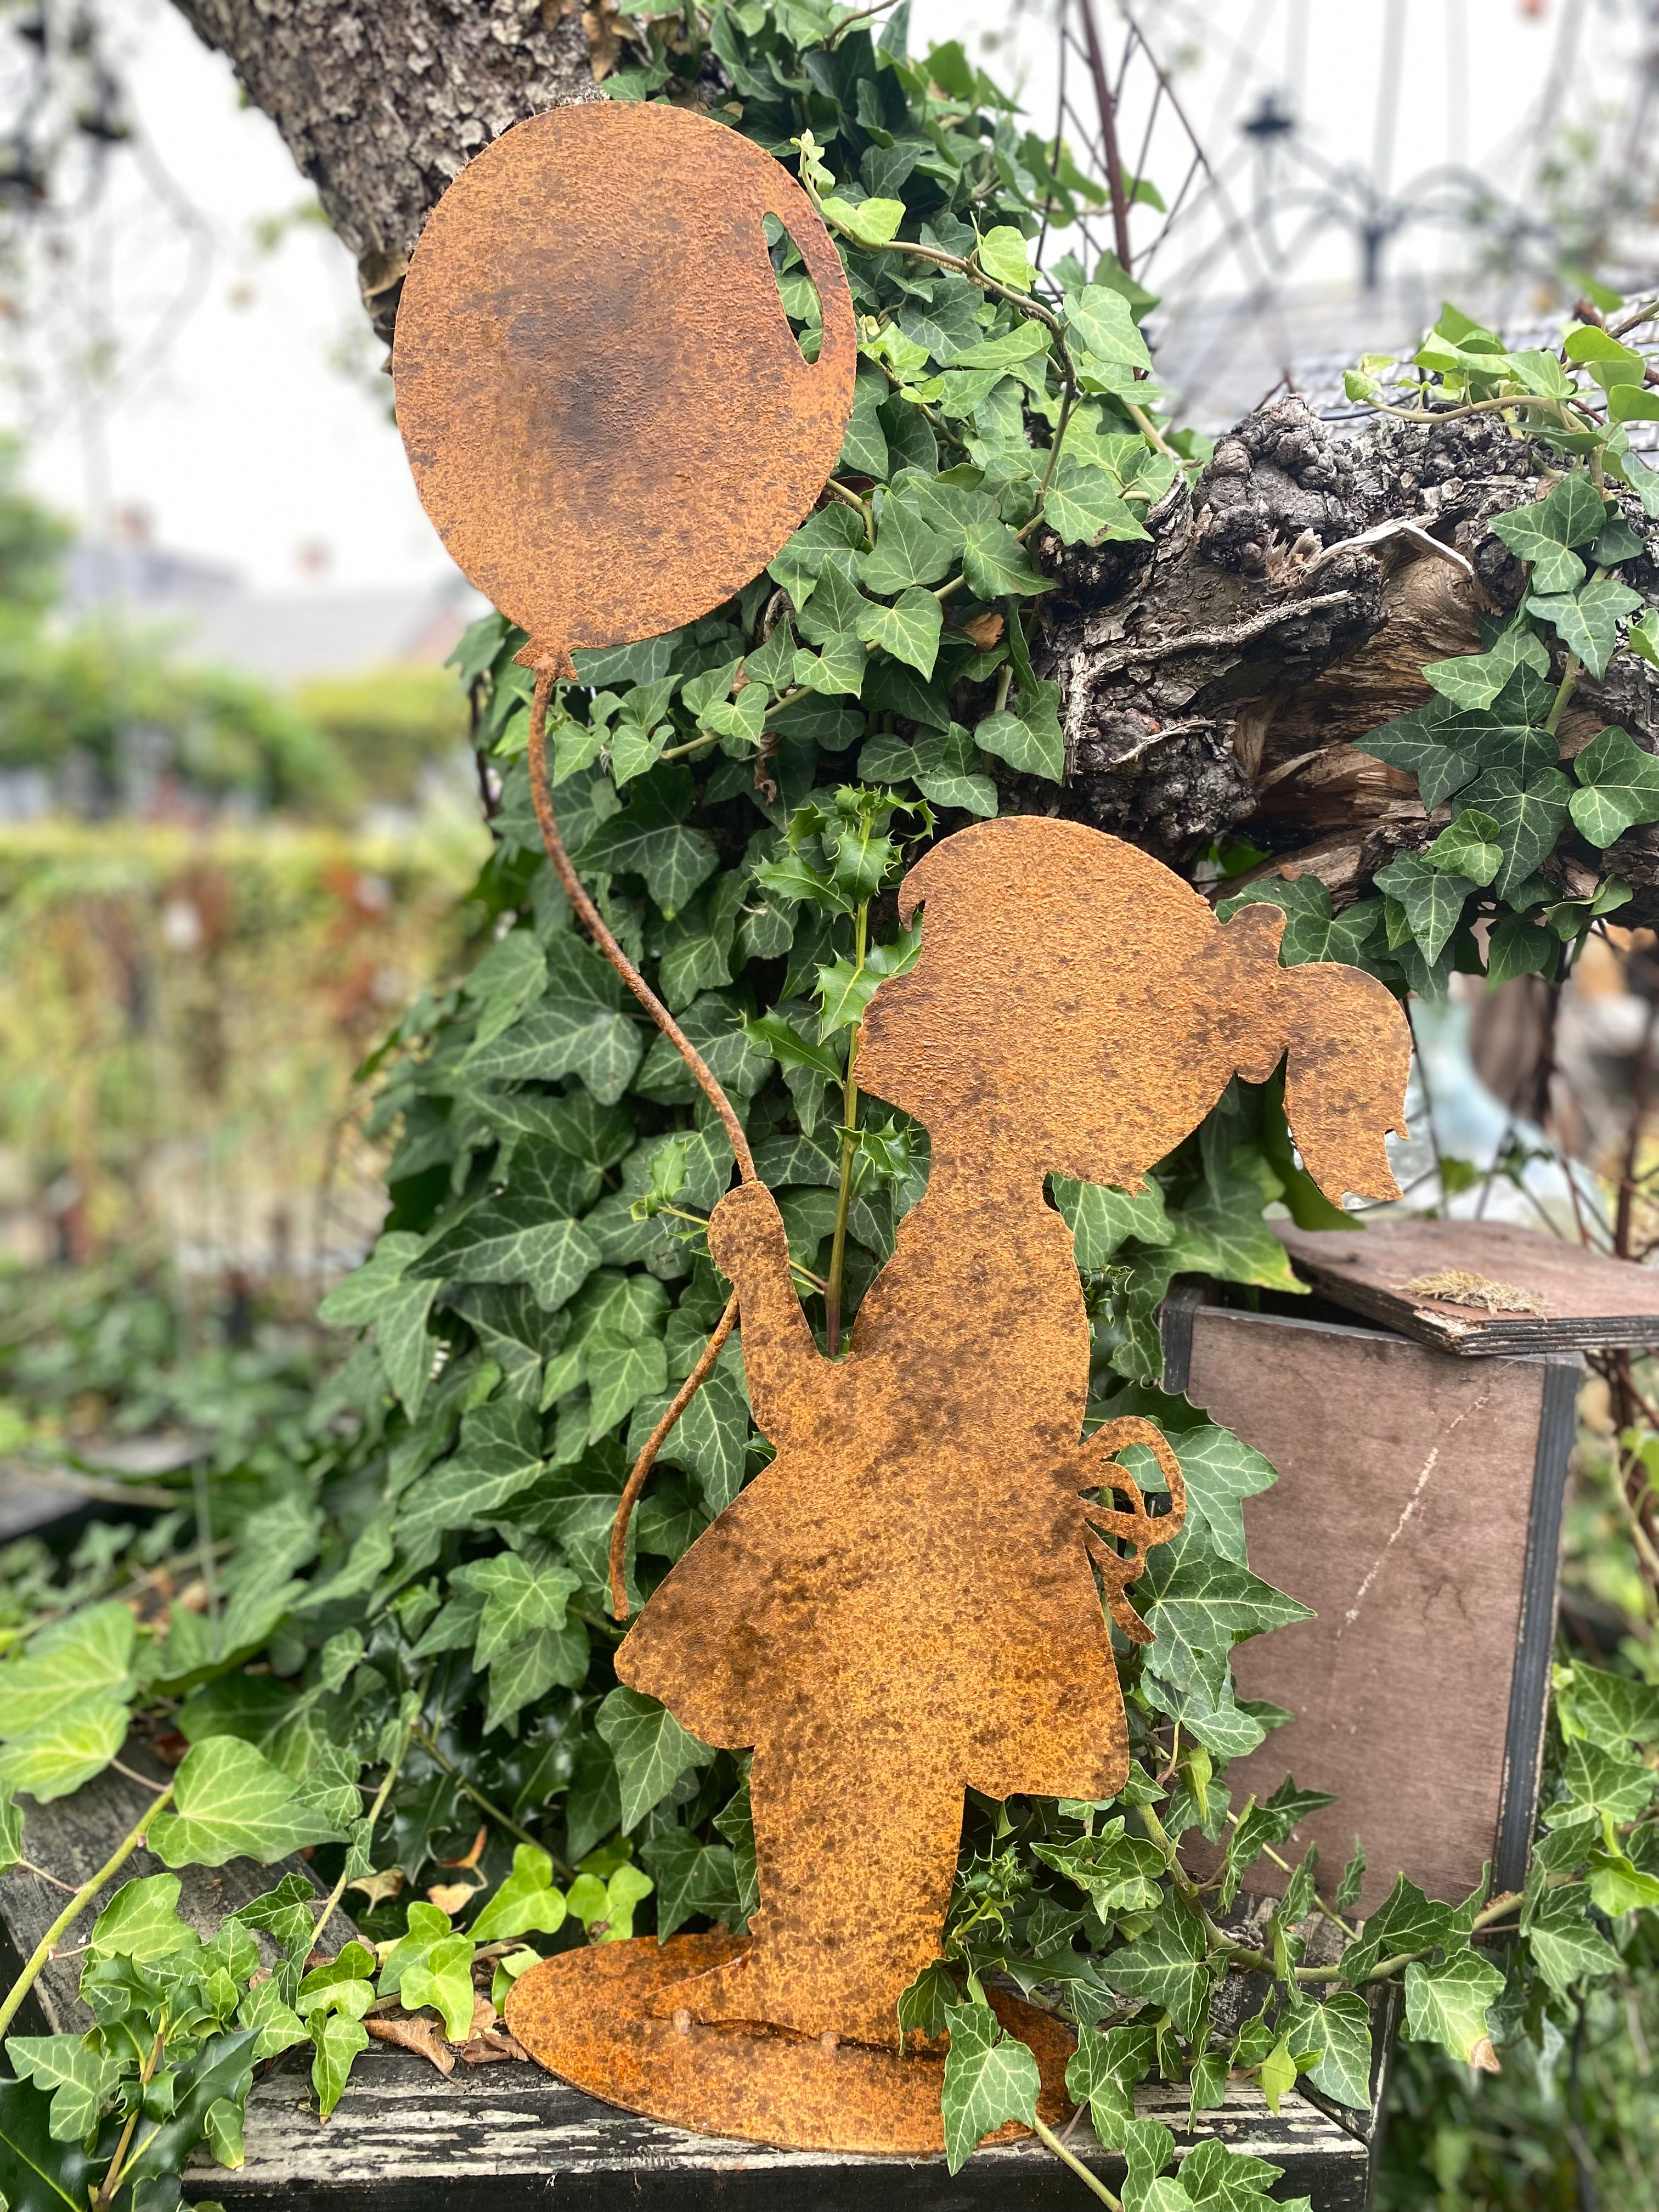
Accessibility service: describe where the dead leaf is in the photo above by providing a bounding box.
[426,1880,484,1916]
[583,0,623,80]
[467,1995,498,2038]
[434,1825,489,1871]
[459,2028,530,2065]
[1470,2036,1502,2075]
[366,2014,456,2077]
[348,1867,405,1910]
[961,610,1004,650]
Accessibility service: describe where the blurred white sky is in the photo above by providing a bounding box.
[1,0,1644,594]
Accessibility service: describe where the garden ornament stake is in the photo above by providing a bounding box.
[393,106,1414,2158]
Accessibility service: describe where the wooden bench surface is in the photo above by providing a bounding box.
[1,1770,1374,2210]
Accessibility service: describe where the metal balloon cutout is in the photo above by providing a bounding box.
[393,104,1414,2160]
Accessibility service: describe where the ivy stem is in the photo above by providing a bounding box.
[1030,2113,1122,2207]
[824,900,868,1357]
[1546,651,1583,737]
[0,1782,177,2038]
[312,1686,427,1941]
[94,2022,167,2207]
[411,1724,573,1879]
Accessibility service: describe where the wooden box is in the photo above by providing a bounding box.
[1163,1292,1576,1910]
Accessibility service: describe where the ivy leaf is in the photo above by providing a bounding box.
[974,682,1064,781]
[1138,1550,1314,1692]
[1064,2021,1156,2144]
[855,585,944,677]
[567,1861,654,1941]
[976,223,1033,291]
[6,2038,119,2146]
[639,1829,741,1940]
[820,193,904,245]
[1422,808,1503,886]
[89,1874,195,1962]
[311,2010,371,2121]
[579,770,720,915]
[1161,1424,1280,1565]
[1422,625,1549,710]
[1489,478,1606,590]
[859,500,953,594]
[0,1696,129,1803]
[1569,723,1659,845]
[0,1778,21,1869]
[1064,283,1154,373]
[481,1621,589,1734]
[0,1603,136,1739]
[1521,1872,1618,1996]
[1371,853,1474,963]
[1051,1176,1173,1268]
[1487,910,1556,985]
[398,1932,477,2041]
[149,1735,343,1867]
[1354,704,1477,810]
[461,1002,644,1105]
[1559,1661,1659,1748]
[462,929,548,1048]
[1306,1991,1374,2108]
[1471,768,1573,900]
[595,1687,710,1831]
[938,1999,1040,2174]
[1340,1872,1479,1982]
[413,1202,600,1314]
[120,2027,257,2191]
[0,2073,99,2211]
[797,552,870,644]
[1099,1893,1211,2039]
[1403,1951,1504,2067]
[470,1844,568,1941]
[452,1553,580,1667]
[396,1399,546,1543]
[1042,454,1149,545]
[1527,574,1644,680]
[237,1976,308,2060]
[962,520,1051,600]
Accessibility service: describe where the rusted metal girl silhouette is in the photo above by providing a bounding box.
[392,94,1413,2152]
[614,818,1409,2050]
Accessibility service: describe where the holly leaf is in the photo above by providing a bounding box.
[939,1999,1040,2173]
[1403,1950,1504,2066]
[1570,723,1659,845]
[148,1736,343,1868]
[855,585,944,677]
[594,1687,710,1831]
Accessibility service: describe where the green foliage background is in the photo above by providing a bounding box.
[0,7,1657,2209]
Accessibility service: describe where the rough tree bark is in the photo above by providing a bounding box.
[172,6,1659,916]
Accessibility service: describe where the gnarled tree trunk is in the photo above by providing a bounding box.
[171,7,1659,913]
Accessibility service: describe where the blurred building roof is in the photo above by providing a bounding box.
[64,517,484,682]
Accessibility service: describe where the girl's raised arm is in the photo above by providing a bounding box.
[707,1181,830,1447]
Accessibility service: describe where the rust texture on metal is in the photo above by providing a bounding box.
[393,100,856,667]
[504,1932,1077,2156]
[529,817,1415,2106]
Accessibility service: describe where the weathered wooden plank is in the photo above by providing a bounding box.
[1165,1299,1572,1911]
[185,2042,1372,2210]
[1274,1216,1659,1355]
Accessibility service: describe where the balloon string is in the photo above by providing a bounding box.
[524,662,756,1623]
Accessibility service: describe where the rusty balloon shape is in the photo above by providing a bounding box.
[392,100,856,668]
[507,817,1413,2151]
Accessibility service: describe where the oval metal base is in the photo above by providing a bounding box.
[504,1932,1077,2156]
